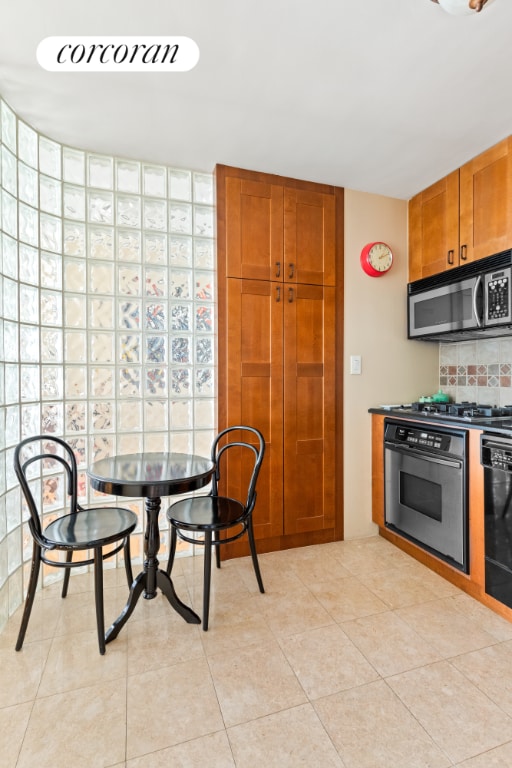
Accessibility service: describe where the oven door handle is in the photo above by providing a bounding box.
[385,443,463,469]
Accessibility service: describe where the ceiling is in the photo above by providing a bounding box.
[0,0,510,200]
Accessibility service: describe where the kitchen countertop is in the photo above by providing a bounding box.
[368,406,512,435]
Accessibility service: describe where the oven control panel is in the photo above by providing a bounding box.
[481,437,512,472]
[385,420,466,458]
[485,267,512,324]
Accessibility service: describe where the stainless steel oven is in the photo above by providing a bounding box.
[384,420,468,572]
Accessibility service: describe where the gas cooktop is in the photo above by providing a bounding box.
[386,402,512,423]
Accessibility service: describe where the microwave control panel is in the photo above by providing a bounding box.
[486,267,512,324]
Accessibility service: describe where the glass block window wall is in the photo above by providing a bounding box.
[0,96,216,630]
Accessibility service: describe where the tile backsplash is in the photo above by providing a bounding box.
[439,337,512,405]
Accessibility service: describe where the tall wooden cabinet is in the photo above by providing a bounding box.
[216,165,343,556]
[409,137,512,282]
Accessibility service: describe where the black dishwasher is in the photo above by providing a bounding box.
[481,434,512,608]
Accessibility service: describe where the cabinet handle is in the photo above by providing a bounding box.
[447,249,454,265]
[275,261,281,278]
[288,287,294,303]
[460,244,467,261]
[276,286,281,302]
[288,263,295,279]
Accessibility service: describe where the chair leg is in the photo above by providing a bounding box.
[15,543,41,651]
[166,525,177,576]
[247,517,265,594]
[202,531,212,631]
[61,550,73,598]
[123,537,134,588]
[93,547,106,655]
[214,530,221,569]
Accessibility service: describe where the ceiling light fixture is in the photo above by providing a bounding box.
[431,0,493,14]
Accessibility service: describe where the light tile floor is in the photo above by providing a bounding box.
[3,536,512,767]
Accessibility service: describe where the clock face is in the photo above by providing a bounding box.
[360,242,393,277]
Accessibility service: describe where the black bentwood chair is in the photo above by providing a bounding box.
[14,435,138,655]
[166,426,265,630]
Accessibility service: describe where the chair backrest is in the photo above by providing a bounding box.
[14,435,79,540]
[211,426,265,513]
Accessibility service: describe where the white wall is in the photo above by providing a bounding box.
[343,189,439,539]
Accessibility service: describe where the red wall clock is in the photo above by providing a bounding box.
[360,242,393,277]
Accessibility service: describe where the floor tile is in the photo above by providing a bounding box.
[0,701,33,768]
[126,730,235,767]
[454,740,512,767]
[0,639,52,707]
[310,575,389,622]
[450,639,512,717]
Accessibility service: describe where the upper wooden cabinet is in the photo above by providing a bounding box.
[409,137,512,282]
[220,166,336,286]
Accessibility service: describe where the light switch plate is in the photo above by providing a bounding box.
[350,355,362,375]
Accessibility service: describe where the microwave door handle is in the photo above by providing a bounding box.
[473,275,483,327]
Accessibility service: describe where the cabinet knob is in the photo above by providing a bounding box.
[288,287,294,303]
[275,261,281,278]
[276,286,281,303]
[460,244,467,261]
[447,249,454,265]
[288,263,295,279]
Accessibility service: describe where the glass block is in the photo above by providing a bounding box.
[196,336,213,364]
[145,303,166,331]
[118,265,141,295]
[143,232,167,265]
[19,202,38,246]
[89,298,114,328]
[144,432,168,453]
[169,169,191,201]
[143,198,167,231]
[41,252,62,290]
[119,301,140,329]
[64,367,86,398]
[19,243,38,284]
[171,303,190,331]
[40,291,62,326]
[170,399,193,429]
[170,235,192,267]
[63,184,86,220]
[92,402,114,431]
[3,277,17,321]
[41,402,63,434]
[65,402,86,432]
[116,160,140,193]
[193,173,214,204]
[195,271,214,301]
[64,258,86,292]
[39,136,61,179]
[145,367,167,396]
[2,146,17,195]
[91,436,113,462]
[194,205,214,237]
[144,400,168,431]
[63,147,85,184]
[119,367,141,396]
[18,122,38,168]
[1,101,16,152]
[40,213,61,253]
[117,434,143,454]
[170,368,191,396]
[2,190,17,237]
[117,229,141,262]
[119,335,140,363]
[141,165,166,198]
[8,530,22,577]
[65,331,87,362]
[196,305,213,332]
[89,262,114,294]
[144,268,166,299]
[42,366,64,400]
[19,325,39,362]
[171,337,190,363]
[88,191,113,224]
[90,333,114,362]
[88,155,113,190]
[195,368,214,394]
[170,270,191,299]
[146,335,165,363]
[40,175,61,215]
[5,364,19,403]
[20,366,39,402]
[41,329,63,362]
[169,430,193,454]
[4,321,18,362]
[63,221,85,256]
[65,296,86,327]
[90,367,113,397]
[21,403,40,438]
[169,202,192,234]
[67,436,87,468]
[2,234,18,278]
[117,194,141,228]
[5,405,20,447]
[18,162,38,206]
[194,238,215,269]
[117,400,142,432]
[88,226,113,259]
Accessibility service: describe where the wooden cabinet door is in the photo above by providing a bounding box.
[408,171,459,282]
[283,284,336,534]
[284,188,336,286]
[459,137,512,263]
[224,176,284,281]
[224,278,284,540]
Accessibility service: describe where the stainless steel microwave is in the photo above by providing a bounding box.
[408,250,512,342]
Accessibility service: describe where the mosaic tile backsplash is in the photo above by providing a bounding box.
[0,96,216,629]
[439,338,512,405]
